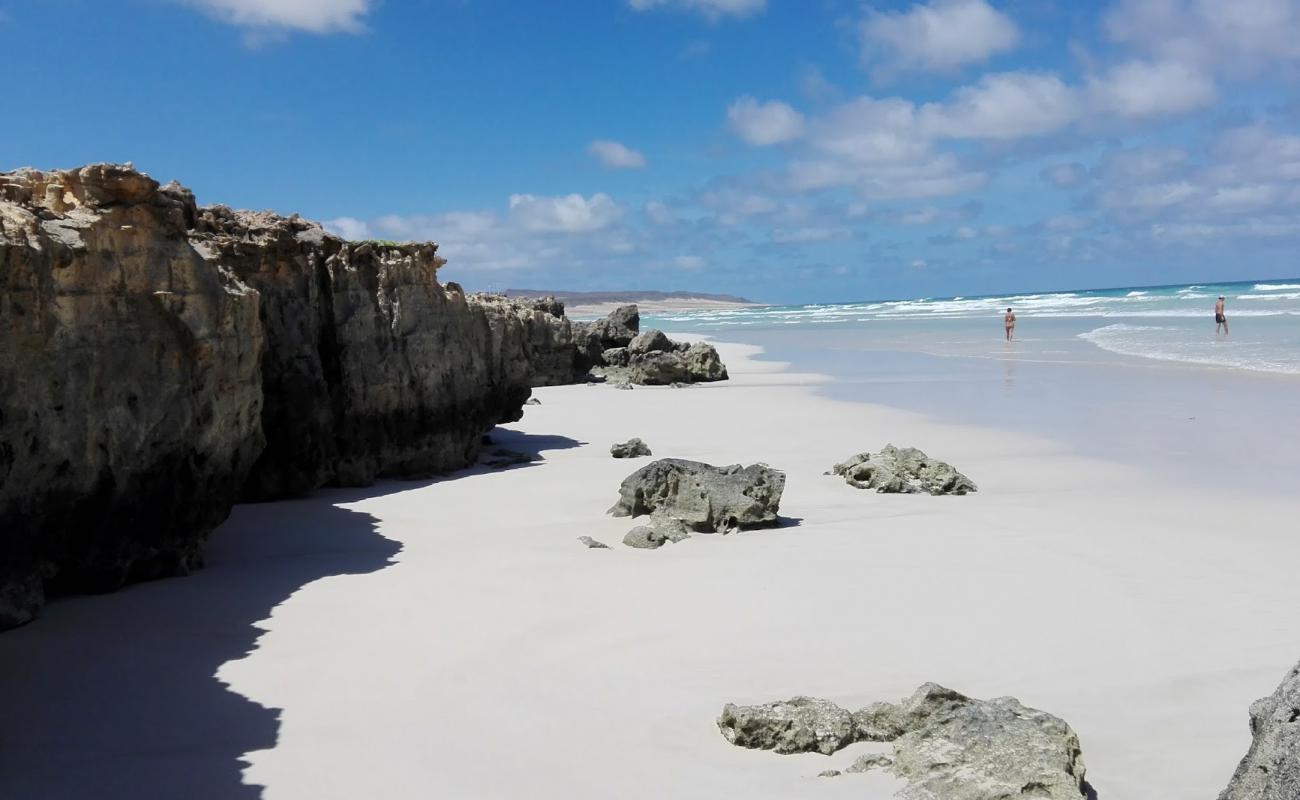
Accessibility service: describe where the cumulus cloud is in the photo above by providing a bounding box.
[1105,0,1300,74]
[861,0,1020,74]
[180,0,372,34]
[324,216,373,240]
[922,71,1075,139]
[1086,59,1216,118]
[627,0,765,20]
[587,139,647,169]
[508,193,622,232]
[727,97,805,145]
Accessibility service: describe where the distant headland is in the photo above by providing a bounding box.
[501,289,761,316]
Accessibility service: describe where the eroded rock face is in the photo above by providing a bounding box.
[1,165,265,628]
[598,341,729,386]
[582,304,639,348]
[1220,660,1300,800]
[0,164,578,628]
[610,438,652,458]
[608,459,785,533]
[718,697,857,756]
[627,328,672,355]
[831,445,976,495]
[718,684,1089,800]
[888,689,1088,800]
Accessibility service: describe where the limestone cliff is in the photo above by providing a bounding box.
[0,164,586,628]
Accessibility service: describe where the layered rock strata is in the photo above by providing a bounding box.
[0,164,587,628]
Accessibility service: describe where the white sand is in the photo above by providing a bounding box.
[5,340,1298,799]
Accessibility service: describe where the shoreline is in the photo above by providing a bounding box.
[3,336,1297,797]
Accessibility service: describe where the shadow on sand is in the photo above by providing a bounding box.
[0,428,580,800]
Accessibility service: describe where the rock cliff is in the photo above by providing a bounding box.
[0,164,587,628]
[1219,659,1300,800]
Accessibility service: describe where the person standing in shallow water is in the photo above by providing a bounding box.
[1004,307,1016,341]
[1215,295,1229,336]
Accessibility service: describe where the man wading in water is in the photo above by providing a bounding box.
[1004,307,1016,341]
[1215,295,1229,336]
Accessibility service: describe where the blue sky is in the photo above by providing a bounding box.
[3,0,1300,303]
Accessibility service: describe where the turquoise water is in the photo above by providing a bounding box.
[645,279,1300,375]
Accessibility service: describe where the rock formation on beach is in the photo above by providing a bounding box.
[830,445,977,495]
[719,684,1091,800]
[0,163,595,629]
[1219,659,1300,799]
[608,459,785,534]
[610,438,652,458]
[718,696,857,755]
[596,327,729,386]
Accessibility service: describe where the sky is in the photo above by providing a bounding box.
[3,0,1300,303]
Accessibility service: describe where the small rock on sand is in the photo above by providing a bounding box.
[577,536,609,549]
[610,438,652,458]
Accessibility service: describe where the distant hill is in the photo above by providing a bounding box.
[503,289,757,305]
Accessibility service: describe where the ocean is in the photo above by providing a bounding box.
[644,279,1300,375]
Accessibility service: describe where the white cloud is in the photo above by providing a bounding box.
[921,71,1076,139]
[628,0,764,20]
[588,139,647,169]
[180,0,372,34]
[727,97,805,145]
[324,216,373,240]
[861,0,1019,74]
[673,255,707,269]
[1086,59,1216,118]
[508,193,622,232]
[1105,0,1300,74]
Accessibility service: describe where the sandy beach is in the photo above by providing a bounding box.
[4,337,1298,799]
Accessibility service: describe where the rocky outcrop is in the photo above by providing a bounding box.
[1220,660,1300,800]
[830,445,977,495]
[596,340,729,386]
[468,292,603,388]
[718,684,1090,800]
[718,697,857,755]
[608,459,785,533]
[581,303,638,348]
[610,438,652,458]
[1,165,266,628]
[0,164,591,628]
[581,311,729,387]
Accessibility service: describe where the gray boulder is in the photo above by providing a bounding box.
[602,346,630,367]
[610,438,653,459]
[623,526,666,549]
[1219,660,1300,800]
[718,684,1090,800]
[717,697,857,755]
[649,514,691,543]
[608,459,785,533]
[888,690,1088,800]
[586,304,639,348]
[628,328,673,354]
[831,445,977,495]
